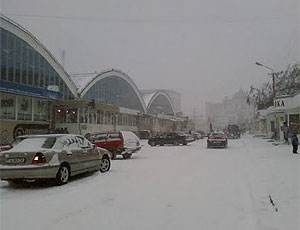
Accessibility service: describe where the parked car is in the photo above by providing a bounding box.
[190,131,201,140]
[184,133,195,143]
[207,132,228,148]
[88,131,141,159]
[139,130,151,140]
[148,132,191,146]
[0,134,111,185]
[0,136,27,152]
[0,144,13,152]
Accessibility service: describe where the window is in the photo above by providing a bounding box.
[270,121,275,132]
[289,114,300,134]
[34,51,39,86]
[107,133,121,141]
[118,114,122,126]
[89,110,96,124]
[44,63,49,87]
[7,33,14,82]
[0,93,15,120]
[21,41,28,84]
[49,67,55,85]
[1,29,8,80]
[17,97,32,120]
[66,108,78,123]
[27,46,33,85]
[80,108,88,123]
[33,99,49,121]
[15,39,21,83]
[91,134,107,143]
[56,108,66,123]
[39,55,44,87]
[98,111,104,124]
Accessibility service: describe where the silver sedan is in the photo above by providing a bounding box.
[0,134,111,185]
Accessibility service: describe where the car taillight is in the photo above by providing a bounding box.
[32,152,46,164]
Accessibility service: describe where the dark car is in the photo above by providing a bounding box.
[225,124,241,139]
[207,132,228,148]
[148,132,189,146]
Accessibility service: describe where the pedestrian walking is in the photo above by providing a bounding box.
[291,133,298,154]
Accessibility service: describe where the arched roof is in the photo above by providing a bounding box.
[142,90,176,115]
[1,15,78,97]
[76,69,147,113]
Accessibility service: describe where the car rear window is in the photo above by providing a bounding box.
[11,137,56,151]
[211,133,225,138]
[89,134,107,142]
[108,133,121,141]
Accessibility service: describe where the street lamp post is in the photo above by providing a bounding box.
[255,62,276,98]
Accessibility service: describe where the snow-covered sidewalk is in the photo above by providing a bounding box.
[0,135,299,230]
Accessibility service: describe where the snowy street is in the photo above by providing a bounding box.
[0,135,299,230]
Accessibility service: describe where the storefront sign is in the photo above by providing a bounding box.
[275,100,285,107]
[0,80,62,100]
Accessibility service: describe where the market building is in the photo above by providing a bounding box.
[0,15,78,144]
[0,15,188,144]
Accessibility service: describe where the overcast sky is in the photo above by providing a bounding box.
[1,0,299,115]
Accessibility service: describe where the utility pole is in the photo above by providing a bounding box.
[255,62,276,99]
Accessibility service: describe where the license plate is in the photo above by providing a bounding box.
[6,158,26,164]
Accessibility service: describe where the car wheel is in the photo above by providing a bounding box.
[100,156,111,172]
[174,141,179,146]
[56,164,70,186]
[123,153,132,159]
[183,142,187,145]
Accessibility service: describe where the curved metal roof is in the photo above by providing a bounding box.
[142,90,176,115]
[75,69,147,113]
[0,14,78,97]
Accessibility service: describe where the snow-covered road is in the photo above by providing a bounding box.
[0,136,299,230]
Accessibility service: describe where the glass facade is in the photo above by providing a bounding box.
[0,28,74,100]
[83,76,144,111]
[148,94,174,115]
[55,106,137,126]
[0,92,50,122]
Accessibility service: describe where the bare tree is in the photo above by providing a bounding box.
[247,63,299,110]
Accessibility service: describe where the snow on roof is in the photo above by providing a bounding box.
[70,73,98,92]
[142,92,156,107]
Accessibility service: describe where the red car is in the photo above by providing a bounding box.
[207,132,228,148]
[87,131,141,159]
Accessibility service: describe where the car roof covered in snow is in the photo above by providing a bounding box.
[16,134,83,139]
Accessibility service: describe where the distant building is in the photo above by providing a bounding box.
[205,89,254,130]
